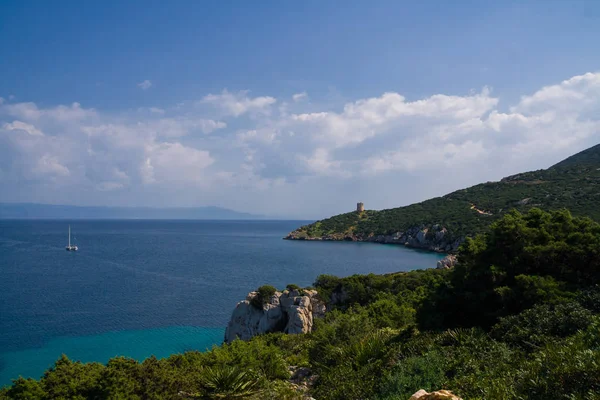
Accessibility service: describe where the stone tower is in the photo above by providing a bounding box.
[357,202,364,212]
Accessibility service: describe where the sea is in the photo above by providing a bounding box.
[0,219,444,387]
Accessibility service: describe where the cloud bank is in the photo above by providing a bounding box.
[1,72,599,217]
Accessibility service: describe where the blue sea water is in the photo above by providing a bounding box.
[0,220,444,387]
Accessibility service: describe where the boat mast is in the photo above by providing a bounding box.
[68,225,71,247]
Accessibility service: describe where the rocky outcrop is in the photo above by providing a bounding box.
[224,289,326,343]
[437,254,458,269]
[410,389,462,400]
[285,224,463,253]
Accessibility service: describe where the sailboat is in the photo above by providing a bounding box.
[66,225,78,251]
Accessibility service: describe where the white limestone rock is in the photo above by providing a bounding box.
[437,254,458,269]
[224,289,326,343]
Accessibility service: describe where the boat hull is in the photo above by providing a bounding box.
[65,246,78,251]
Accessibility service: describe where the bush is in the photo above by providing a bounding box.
[313,274,342,303]
[366,297,415,329]
[379,351,447,400]
[491,302,593,351]
[41,355,104,399]
[4,377,47,399]
[577,285,600,312]
[200,365,260,399]
[514,334,600,399]
[250,285,277,309]
[420,208,600,330]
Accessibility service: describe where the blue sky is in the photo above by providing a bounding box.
[1,0,600,218]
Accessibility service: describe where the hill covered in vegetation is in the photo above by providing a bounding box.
[2,208,600,399]
[285,144,600,251]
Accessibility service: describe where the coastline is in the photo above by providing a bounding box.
[283,235,451,254]
[283,224,463,254]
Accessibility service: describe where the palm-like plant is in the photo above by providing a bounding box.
[200,365,260,399]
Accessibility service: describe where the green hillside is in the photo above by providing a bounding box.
[287,144,600,245]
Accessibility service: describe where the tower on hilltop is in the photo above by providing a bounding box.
[357,202,364,212]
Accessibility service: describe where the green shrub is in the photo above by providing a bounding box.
[420,208,600,330]
[514,334,600,399]
[491,302,593,351]
[366,297,415,329]
[250,285,277,309]
[379,351,447,400]
[4,377,47,399]
[200,365,260,399]
[200,337,289,380]
[41,355,104,399]
[313,274,342,303]
[577,285,600,312]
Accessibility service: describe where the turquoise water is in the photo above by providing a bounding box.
[0,326,224,386]
[0,220,444,387]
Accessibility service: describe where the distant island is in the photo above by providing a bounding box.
[0,203,269,220]
[285,143,600,252]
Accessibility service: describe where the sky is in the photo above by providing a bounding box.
[1,0,600,219]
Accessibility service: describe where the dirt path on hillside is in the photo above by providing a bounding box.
[470,204,493,215]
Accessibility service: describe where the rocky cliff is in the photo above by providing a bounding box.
[224,288,326,343]
[436,254,458,269]
[285,223,463,253]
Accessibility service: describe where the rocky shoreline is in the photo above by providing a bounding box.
[284,223,463,253]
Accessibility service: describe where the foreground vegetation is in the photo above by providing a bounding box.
[3,208,600,399]
[290,144,600,243]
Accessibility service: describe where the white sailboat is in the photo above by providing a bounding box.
[66,225,78,251]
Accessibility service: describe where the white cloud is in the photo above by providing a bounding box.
[201,90,276,117]
[340,87,496,121]
[362,140,487,175]
[289,87,498,149]
[146,142,214,184]
[96,168,130,191]
[292,92,308,102]
[1,73,599,217]
[149,107,165,114]
[33,155,70,177]
[0,100,221,193]
[138,80,153,90]
[143,118,227,137]
[2,121,44,136]
[2,102,97,122]
[236,128,278,145]
[297,148,350,178]
[196,119,227,134]
[513,72,600,114]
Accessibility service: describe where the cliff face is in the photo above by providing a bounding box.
[285,223,463,253]
[224,289,326,343]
